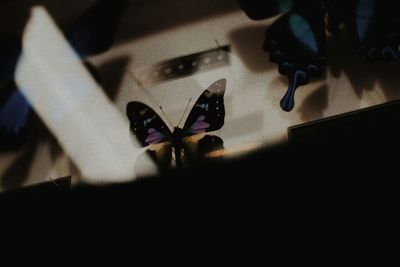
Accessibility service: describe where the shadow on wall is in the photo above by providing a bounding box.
[232,22,400,120]
[298,84,328,122]
[0,115,64,190]
[1,0,241,43]
[119,0,240,41]
[328,32,400,102]
[96,55,131,101]
[229,25,276,73]
[0,0,96,36]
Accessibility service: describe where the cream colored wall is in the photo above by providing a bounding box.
[1,0,399,191]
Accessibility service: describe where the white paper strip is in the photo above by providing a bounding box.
[15,6,145,184]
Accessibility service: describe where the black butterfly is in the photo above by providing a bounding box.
[0,0,129,150]
[239,0,400,111]
[126,79,226,171]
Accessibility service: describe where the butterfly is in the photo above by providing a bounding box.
[126,79,226,171]
[0,0,129,150]
[239,0,400,111]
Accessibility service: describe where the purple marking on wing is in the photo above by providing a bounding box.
[145,128,165,144]
[189,116,210,134]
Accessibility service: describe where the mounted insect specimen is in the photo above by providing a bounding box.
[127,79,226,172]
[239,0,400,111]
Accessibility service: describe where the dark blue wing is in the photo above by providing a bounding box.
[343,0,400,62]
[67,0,129,58]
[263,6,327,111]
[183,79,226,136]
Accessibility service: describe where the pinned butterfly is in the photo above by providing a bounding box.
[239,0,400,111]
[127,79,226,171]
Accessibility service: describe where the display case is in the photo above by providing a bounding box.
[1,0,400,194]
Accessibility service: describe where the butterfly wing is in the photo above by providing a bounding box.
[182,79,226,136]
[126,101,172,147]
[66,0,129,58]
[126,102,175,172]
[343,0,400,62]
[263,6,327,111]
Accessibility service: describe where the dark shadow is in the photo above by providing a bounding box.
[327,33,376,99]
[68,159,81,179]
[0,176,71,206]
[255,24,400,112]
[229,25,276,72]
[133,134,225,175]
[0,143,37,190]
[0,0,94,37]
[4,103,400,216]
[96,55,131,101]
[1,0,241,49]
[327,31,400,103]
[374,61,400,101]
[118,0,240,41]
[270,71,327,90]
[298,84,328,122]
[270,76,288,90]
[47,135,63,161]
[0,88,36,153]
[1,112,66,190]
[184,135,225,168]
[24,112,62,159]
[134,151,158,177]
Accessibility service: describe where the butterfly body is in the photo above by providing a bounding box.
[127,79,226,171]
[240,0,400,111]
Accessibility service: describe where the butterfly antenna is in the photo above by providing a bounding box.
[177,97,193,128]
[159,106,174,128]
